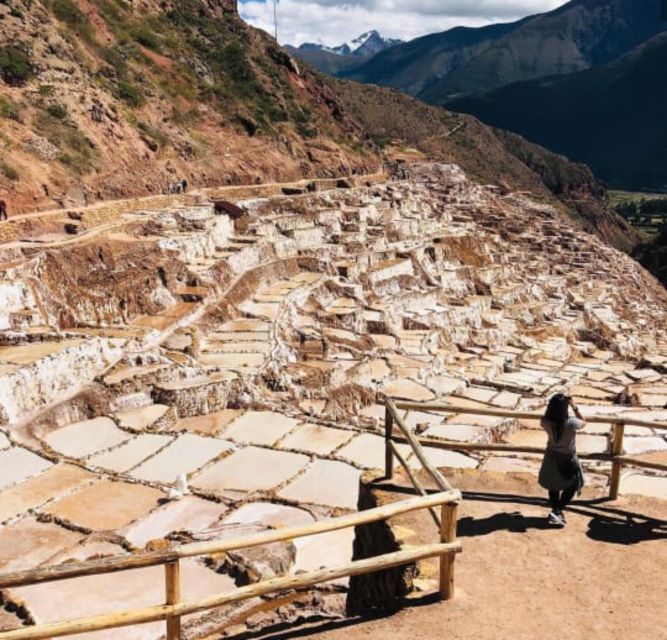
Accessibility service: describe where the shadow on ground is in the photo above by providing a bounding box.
[459,490,667,545]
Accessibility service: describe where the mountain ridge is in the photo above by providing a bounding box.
[448,31,667,191]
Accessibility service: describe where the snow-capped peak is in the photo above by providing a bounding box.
[296,31,403,57]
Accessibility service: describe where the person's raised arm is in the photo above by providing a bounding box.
[568,396,586,426]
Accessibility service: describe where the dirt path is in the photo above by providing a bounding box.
[233,471,667,640]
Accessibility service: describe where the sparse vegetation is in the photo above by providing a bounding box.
[0,96,20,121]
[0,45,33,86]
[0,160,19,181]
[34,110,96,174]
[51,0,95,43]
[114,80,144,107]
[46,103,68,120]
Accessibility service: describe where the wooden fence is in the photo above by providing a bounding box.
[385,399,667,500]
[0,490,461,640]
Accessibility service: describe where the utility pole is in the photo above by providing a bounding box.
[274,0,278,42]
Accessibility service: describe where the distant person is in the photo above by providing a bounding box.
[0,199,7,221]
[539,393,586,527]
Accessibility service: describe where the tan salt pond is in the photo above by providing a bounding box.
[122,496,227,548]
[222,411,300,446]
[383,379,435,401]
[44,417,130,459]
[278,459,362,510]
[174,409,243,435]
[0,464,94,524]
[199,352,265,368]
[0,340,83,365]
[88,434,173,473]
[0,517,83,572]
[115,404,170,430]
[9,560,235,640]
[278,423,354,455]
[620,473,667,500]
[45,480,165,531]
[223,502,315,529]
[192,447,309,494]
[217,319,271,332]
[131,434,233,484]
[337,433,413,470]
[0,447,53,491]
[417,446,479,469]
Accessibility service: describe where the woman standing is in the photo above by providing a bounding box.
[539,394,586,526]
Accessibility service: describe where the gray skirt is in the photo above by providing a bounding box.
[538,449,584,493]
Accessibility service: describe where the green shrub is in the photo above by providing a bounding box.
[0,46,33,86]
[0,161,19,181]
[46,103,68,120]
[114,80,144,107]
[0,96,20,120]
[39,84,55,96]
[51,0,93,41]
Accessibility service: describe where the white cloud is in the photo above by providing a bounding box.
[239,0,567,47]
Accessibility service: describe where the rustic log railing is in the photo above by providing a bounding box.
[0,490,461,640]
[385,400,667,501]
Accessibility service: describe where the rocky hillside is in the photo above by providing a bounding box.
[332,79,640,252]
[342,0,666,103]
[0,0,377,213]
[449,32,667,191]
[0,0,642,258]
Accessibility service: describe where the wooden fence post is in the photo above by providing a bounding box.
[385,404,394,480]
[439,503,458,601]
[609,423,625,500]
[165,560,181,640]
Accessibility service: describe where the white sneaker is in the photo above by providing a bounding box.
[548,511,565,527]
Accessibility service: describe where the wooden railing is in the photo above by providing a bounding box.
[0,490,461,640]
[384,400,667,501]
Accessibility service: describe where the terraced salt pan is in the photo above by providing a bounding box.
[46,480,165,531]
[192,447,309,494]
[200,353,265,368]
[279,423,354,455]
[0,464,94,523]
[217,320,270,332]
[222,411,300,446]
[0,340,83,365]
[337,433,413,470]
[123,496,227,548]
[115,404,169,430]
[505,429,609,454]
[620,473,667,500]
[88,434,173,473]
[44,417,130,458]
[175,410,243,435]
[383,379,435,402]
[9,560,235,640]
[130,433,232,483]
[424,423,488,442]
[293,527,355,582]
[103,363,169,385]
[223,502,315,529]
[622,437,667,456]
[418,446,479,469]
[0,447,53,491]
[0,517,83,572]
[278,459,362,510]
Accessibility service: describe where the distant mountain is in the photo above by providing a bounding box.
[341,0,666,103]
[287,30,402,75]
[449,32,667,191]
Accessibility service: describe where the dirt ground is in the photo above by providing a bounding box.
[230,470,667,640]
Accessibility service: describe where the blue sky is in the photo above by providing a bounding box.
[239,0,568,47]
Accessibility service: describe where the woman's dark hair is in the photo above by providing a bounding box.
[544,393,569,443]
